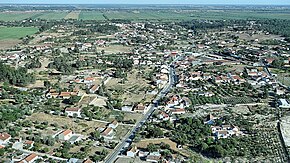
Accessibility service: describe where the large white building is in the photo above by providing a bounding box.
[279,99,290,108]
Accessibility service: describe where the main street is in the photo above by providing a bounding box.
[104,55,182,163]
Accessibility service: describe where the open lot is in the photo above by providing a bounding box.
[26,112,107,135]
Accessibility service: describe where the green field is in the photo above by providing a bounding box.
[34,11,69,20]
[0,10,289,22]
[0,27,38,40]
[79,11,106,20]
[0,12,43,21]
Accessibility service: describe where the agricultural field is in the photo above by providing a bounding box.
[0,27,38,40]
[65,10,81,19]
[34,11,69,20]
[79,11,106,20]
[0,11,42,21]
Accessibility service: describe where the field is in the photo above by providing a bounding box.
[0,9,290,22]
[26,112,107,135]
[0,27,38,40]
[65,10,81,19]
[35,11,69,20]
[79,11,106,20]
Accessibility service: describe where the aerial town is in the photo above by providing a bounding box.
[0,3,289,163]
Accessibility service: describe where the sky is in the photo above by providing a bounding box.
[0,0,290,5]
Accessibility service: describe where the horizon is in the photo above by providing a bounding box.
[0,0,290,5]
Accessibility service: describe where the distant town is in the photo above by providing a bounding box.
[0,4,289,163]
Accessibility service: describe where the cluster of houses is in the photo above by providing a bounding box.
[204,114,244,139]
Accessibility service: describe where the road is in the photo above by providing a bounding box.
[104,55,182,163]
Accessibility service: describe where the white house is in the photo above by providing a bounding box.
[65,108,82,117]
[146,152,161,163]
[127,146,139,157]
[0,133,11,145]
[279,99,290,108]
[108,120,119,129]
[58,129,73,141]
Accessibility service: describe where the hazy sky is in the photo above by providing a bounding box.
[1,0,290,5]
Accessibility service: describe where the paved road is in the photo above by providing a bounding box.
[104,55,182,163]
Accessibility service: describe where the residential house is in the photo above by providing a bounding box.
[0,133,11,145]
[278,99,290,109]
[109,120,119,129]
[134,103,147,113]
[170,108,186,115]
[211,125,242,139]
[146,152,161,163]
[127,145,139,157]
[59,129,73,141]
[24,140,34,149]
[89,85,99,94]
[65,108,82,117]
[19,153,38,163]
[101,127,114,139]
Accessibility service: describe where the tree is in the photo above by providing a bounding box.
[147,143,158,152]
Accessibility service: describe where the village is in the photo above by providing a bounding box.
[0,5,289,163]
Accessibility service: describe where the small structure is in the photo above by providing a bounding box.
[126,145,139,157]
[146,152,161,163]
[65,107,82,117]
[278,99,290,108]
[58,129,73,141]
[19,153,38,163]
[0,133,11,145]
[134,103,147,113]
[24,140,34,149]
[109,120,119,129]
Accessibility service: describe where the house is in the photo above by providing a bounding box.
[158,111,170,121]
[83,159,93,163]
[204,114,217,125]
[121,105,133,112]
[127,145,139,157]
[146,152,161,163]
[134,103,147,113]
[211,125,242,139]
[101,127,114,139]
[0,133,11,145]
[89,85,99,94]
[84,77,95,84]
[65,108,82,117]
[170,108,186,115]
[20,153,38,163]
[59,92,72,99]
[109,120,119,129]
[278,99,290,108]
[59,129,73,141]
[24,140,34,149]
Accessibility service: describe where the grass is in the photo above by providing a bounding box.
[0,27,38,40]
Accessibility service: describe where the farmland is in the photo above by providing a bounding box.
[0,27,38,40]
[0,9,290,22]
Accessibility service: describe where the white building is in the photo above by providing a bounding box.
[58,129,73,141]
[0,133,11,145]
[65,108,82,117]
[279,99,290,108]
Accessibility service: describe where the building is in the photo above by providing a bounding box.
[89,85,99,94]
[24,140,34,149]
[19,153,38,163]
[59,129,73,141]
[134,103,147,113]
[278,99,290,108]
[65,107,82,117]
[126,145,139,157]
[170,108,186,115]
[146,152,161,163]
[109,120,119,129]
[101,127,114,139]
[0,133,11,145]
